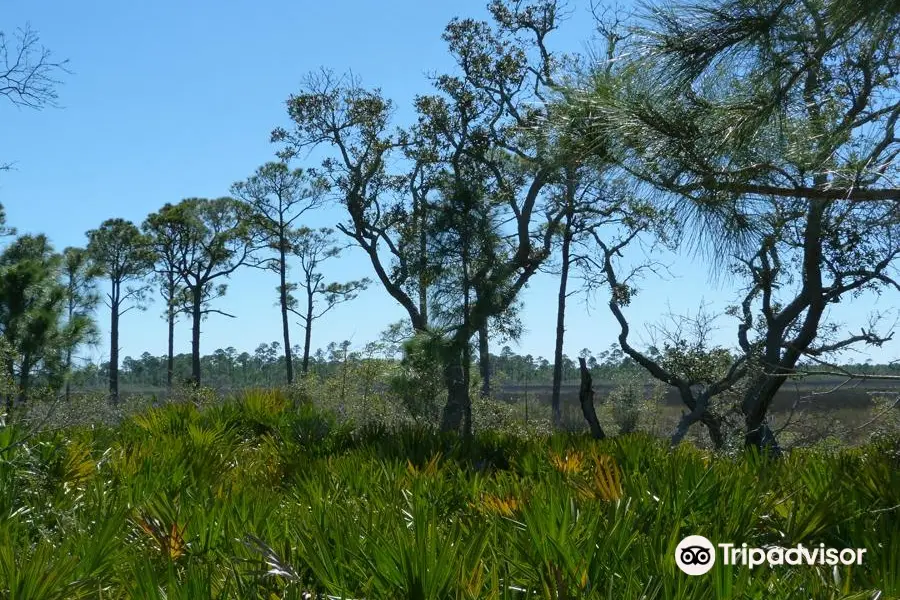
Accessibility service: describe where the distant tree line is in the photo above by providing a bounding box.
[68,340,900,396]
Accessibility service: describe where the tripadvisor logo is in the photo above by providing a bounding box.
[675,535,867,576]
[675,535,716,575]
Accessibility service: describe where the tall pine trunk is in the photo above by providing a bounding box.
[64,347,73,402]
[551,220,572,428]
[17,356,32,406]
[109,295,120,405]
[190,286,202,386]
[64,296,74,402]
[5,359,14,411]
[279,245,294,384]
[416,196,428,325]
[166,276,175,390]
[301,287,314,375]
[551,183,575,429]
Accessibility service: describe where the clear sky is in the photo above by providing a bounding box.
[4,1,898,367]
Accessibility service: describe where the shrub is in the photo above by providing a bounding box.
[1,387,898,598]
[387,333,445,424]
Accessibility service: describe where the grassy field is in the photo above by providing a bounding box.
[1,388,899,599]
[76,374,900,449]
[499,376,900,412]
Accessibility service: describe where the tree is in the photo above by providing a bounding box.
[590,227,736,448]
[87,219,152,404]
[159,198,263,385]
[60,247,101,401]
[474,294,523,399]
[289,227,369,375]
[726,199,900,451]
[142,206,190,390]
[0,235,69,406]
[426,181,498,421]
[550,169,578,427]
[561,0,900,450]
[1,25,70,170]
[231,161,324,384]
[547,168,632,427]
[272,0,574,434]
[546,10,630,429]
[423,177,529,432]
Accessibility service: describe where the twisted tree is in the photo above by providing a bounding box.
[558,0,900,450]
[272,0,579,434]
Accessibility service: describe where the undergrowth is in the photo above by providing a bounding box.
[0,388,897,599]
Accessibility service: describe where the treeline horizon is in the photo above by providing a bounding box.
[68,340,900,392]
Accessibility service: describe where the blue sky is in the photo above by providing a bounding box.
[3,0,898,367]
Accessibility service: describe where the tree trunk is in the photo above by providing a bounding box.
[456,226,472,437]
[702,413,725,449]
[551,223,572,429]
[463,337,472,435]
[578,357,606,439]
[166,306,175,390]
[302,289,313,375]
[440,343,471,436]
[478,322,490,398]
[166,277,175,391]
[745,417,781,455]
[65,347,73,402]
[279,246,294,384]
[340,343,348,404]
[740,199,826,456]
[64,299,74,401]
[190,286,202,386]
[742,376,784,455]
[417,196,428,325]
[669,392,725,449]
[109,299,120,405]
[4,359,13,412]
[17,357,31,406]
[553,175,576,430]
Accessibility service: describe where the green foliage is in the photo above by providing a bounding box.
[0,391,896,598]
[59,247,101,385]
[86,219,153,291]
[607,372,644,435]
[0,234,93,400]
[389,333,445,424]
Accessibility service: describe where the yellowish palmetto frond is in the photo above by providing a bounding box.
[549,450,585,476]
[473,493,522,517]
[406,451,442,477]
[589,451,623,502]
[135,513,189,561]
[60,440,96,490]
